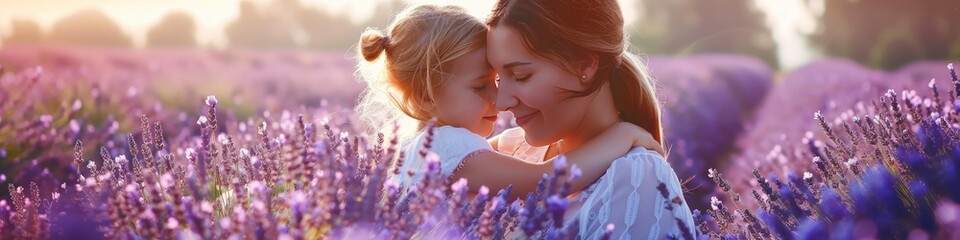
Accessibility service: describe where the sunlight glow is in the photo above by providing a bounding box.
[0,0,816,67]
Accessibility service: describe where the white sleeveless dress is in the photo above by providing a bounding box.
[392,126,493,189]
[497,127,696,239]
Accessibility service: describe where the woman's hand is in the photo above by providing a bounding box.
[611,122,666,157]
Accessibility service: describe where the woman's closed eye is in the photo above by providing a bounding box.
[515,74,530,82]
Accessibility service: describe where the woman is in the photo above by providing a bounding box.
[485,0,695,238]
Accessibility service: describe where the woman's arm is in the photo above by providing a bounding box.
[451,122,661,200]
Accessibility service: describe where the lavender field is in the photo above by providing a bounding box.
[1,46,959,239]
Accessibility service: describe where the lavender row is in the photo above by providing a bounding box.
[0,48,779,213]
[0,66,624,238]
[700,63,960,239]
[648,54,774,209]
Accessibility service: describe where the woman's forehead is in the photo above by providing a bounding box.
[486,26,534,67]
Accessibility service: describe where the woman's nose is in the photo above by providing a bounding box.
[495,85,518,111]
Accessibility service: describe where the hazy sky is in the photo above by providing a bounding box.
[0,0,820,68]
[0,0,579,47]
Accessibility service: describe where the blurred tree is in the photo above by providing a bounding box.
[278,0,359,50]
[630,0,778,67]
[225,0,406,50]
[47,9,132,48]
[146,10,198,48]
[225,1,299,49]
[359,0,405,31]
[2,19,45,45]
[812,0,960,69]
[302,0,404,50]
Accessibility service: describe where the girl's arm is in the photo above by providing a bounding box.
[451,122,661,200]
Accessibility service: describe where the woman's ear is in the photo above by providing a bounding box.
[576,53,600,84]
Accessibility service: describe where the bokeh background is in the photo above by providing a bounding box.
[0,0,958,210]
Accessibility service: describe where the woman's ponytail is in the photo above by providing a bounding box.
[610,53,664,145]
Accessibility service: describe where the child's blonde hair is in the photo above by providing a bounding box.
[356,5,487,142]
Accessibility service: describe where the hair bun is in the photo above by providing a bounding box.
[360,29,390,61]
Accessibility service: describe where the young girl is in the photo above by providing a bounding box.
[355,4,663,200]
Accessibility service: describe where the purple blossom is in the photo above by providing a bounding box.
[40,114,53,126]
[545,195,567,228]
[205,95,217,107]
[553,154,568,173]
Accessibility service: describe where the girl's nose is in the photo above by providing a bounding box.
[484,83,498,104]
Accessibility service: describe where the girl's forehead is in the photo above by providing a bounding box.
[448,48,493,78]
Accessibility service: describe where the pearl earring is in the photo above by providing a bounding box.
[580,74,587,80]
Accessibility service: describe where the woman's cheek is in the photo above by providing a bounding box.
[528,89,558,112]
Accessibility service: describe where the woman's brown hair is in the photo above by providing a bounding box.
[486,0,665,145]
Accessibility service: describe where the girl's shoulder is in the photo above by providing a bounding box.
[409,126,492,176]
[433,125,483,139]
[405,125,489,151]
[395,126,493,188]
[431,126,492,153]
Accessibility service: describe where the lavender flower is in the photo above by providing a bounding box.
[205,95,218,107]
[545,195,567,228]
